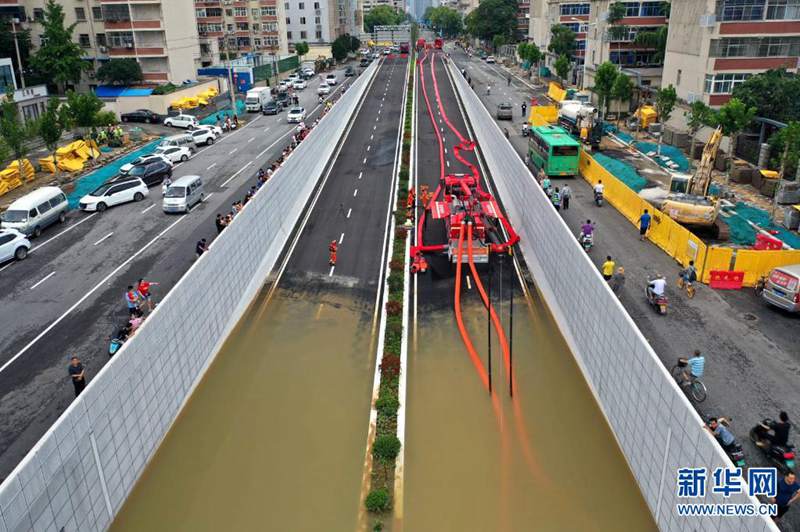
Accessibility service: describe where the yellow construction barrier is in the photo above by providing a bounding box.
[734,249,800,287]
[701,247,734,283]
[529,105,557,126]
[39,140,100,173]
[547,81,566,103]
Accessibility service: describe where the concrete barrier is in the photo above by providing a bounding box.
[447,61,777,531]
[0,60,381,532]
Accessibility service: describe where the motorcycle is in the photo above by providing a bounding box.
[594,190,604,207]
[521,124,529,137]
[108,323,130,357]
[579,232,593,252]
[646,282,668,315]
[707,418,746,468]
[750,418,796,473]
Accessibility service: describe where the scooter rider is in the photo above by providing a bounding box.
[705,417,737,453]
[756,411,792,448]
[647,274,667,300]
[593,180,605,199]
[580,219,595,238]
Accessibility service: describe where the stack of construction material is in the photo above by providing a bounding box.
[39,140,101,173]
[0,159,35,197]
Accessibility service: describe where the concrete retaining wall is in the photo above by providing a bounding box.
[448,61,777,532]
[0,60,380,532]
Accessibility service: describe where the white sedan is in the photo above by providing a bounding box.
[120,154,172,175]
[287,107,306,123]
[292,79,307,90]
[0,229,30,262]
[197,124,223,138]
[486,55,496,64]
[154,145,193,163]
[317,84,332,95]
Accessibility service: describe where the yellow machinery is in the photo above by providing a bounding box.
[662,127,724,231]
[628,105,657,130]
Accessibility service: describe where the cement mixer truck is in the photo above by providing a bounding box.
[557,100,602,150]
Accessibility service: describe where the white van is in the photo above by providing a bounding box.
[245,87,272,112]
[163,175,204,213]
[1,186,69,237]
[761,264,800,312]
[159,134,197,153]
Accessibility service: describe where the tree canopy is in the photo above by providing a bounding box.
[424,7,463,38]
[0,90,38,166]
[633,26,668,64]
[30,0,90,93]
[548,25,576,60]
[295,41,309,58]
[464,0,516,42]
[517,42,542,67]
[731,69,800,123]
[63,90,104,131]
[592,62,618,116]
[364,5,404,33]
[96,59,143,86]
[554,55,571,83]
[331,33,359,61]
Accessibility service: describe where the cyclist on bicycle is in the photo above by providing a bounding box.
[680,260,698,286]
[679,349,705,386]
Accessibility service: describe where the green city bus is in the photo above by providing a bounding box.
[528,125,580,177]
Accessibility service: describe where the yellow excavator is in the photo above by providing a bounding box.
[661,127,727,236]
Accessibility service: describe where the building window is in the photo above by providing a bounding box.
[608,25,660,42]
[287,31,293,39]
[766,0,800,19]
[226,9,233,16]
[563,22,588,33]
[640,1,664,15]
[0,63,14,92]
[315,16,321,23]
[75,7,86,21]
[300,30,307,38]
[198,23,223,33]
[252,8,260,17]
[300,16,306,23]
[609,50,661,66]
[314,1,320,7]
[234,7,247,17]
[96,33,107,47]
[285,3,290,10]
[709,36,800,57]
[266,36,279,46]
[227,24,234,32]
[299,2,305,8]
[286,17,291,24]
[253,23,261,31]
[92,7,103,21]
[717,0,766,21]
[262,7,277,16]
[676,69,682,85]
[196,8,206,18]
[559,3,590,15]
[33,8,44,22]
[236,22,249,30]
[255,38,262,47]
[264,22,278,32]
[108,32,134,48]
[704,72,752,94]
[316,30,323,39]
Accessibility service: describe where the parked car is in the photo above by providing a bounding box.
[287,107,306,123]
[120,109,160,124]
[197,124,223,138]
[163,114,198,129]
[276,92,291,107]
[486,55,496,64]
[120,154,172,175]
[262,101,282,115]
[79,178,149,212]
[301,68,315,79]
[288,73,300,82]
[158,133,197,153]
[360,58,370,67]
[496,102,513,120]
[0,229,30,262]
[317,84,332,96]
[163,175,205,213]
[383,48,390,55]
[0,186,68,238]
[154,146,192,164]
[191,128,216,146]
[292,79,307,89]
[121,160,172,187]
[344,66,355,77]
[760,264,800,312]
[278,80,292,91]
[325,73,338,85]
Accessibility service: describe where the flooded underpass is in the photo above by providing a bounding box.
[403,268,657,531]
[111,290,376,532]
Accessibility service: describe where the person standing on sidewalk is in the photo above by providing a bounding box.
[551,187,561,211]
[639,209,652,241]
[772,471,800,523]
[610,266,626,297]
[215,214,226,234]
[561,184,572,210]
[602,256,615,281]
[137,278,159,312]
[124,286,141,317]
[68,356,86,397]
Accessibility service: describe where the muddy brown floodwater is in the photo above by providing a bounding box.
[402,290,657,532]
[111,289,376,532]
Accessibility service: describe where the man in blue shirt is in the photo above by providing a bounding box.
[678,349,705,385]
[705,417,736,452]
[773,471,800,522]
[639,209,652,241]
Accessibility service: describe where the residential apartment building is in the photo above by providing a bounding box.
[517,0,530,40]
[0,0,202,86]
[661,0,800,107]
[362,0,406,17]
[529,1,590,69]
[583,0,668,89]
[195,0,288,66]
[284,0,355,46]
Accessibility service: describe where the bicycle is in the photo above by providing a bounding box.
[754,275,768,297]
[677,276,696,298]
[671,359,707,402]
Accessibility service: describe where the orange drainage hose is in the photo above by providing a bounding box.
[454,222,489,390]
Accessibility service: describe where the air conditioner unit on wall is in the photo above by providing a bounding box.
[699,14,716,28]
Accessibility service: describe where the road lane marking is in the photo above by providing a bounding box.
[446,160,450,167]
[363,157,367,164]
[221,161,252,187]
[358,171,363,180]
[141,204,155,214]
[248,137,255,143]
[339,232,345,244]
[207,162,217,170]
[376,117,379,121]
[329,266,335,277]
[229,148,238,155]
[347,208,352,218]
[367,145,371,151]
[466,275,471,290]
[264,127,270,132]
[30,271,55,290]
[370,134,374,140]
[353,188,358,197]
[205,193,214,201]
[0,217,185,375]
[373,125,377,130]
[93,232,114,246]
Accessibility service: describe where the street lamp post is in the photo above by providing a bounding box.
[11,17,26,89]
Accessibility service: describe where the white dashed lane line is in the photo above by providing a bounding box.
[339,232,345,244]
[93,232,114,246]
[367,145,371,151]
[248,137,255,143]
[229,148,238,155]
[207,162,217,170]
[347,208,352,218]
[363,157,367,164]
[141,204,156,214]
[30,271,56,290]
[329,266,335,277]
[353,189,358,197]
[358,171,363,180]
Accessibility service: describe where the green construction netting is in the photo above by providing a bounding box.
[634,141,690,173]
[720,202,800,248]
[593,152,648,192]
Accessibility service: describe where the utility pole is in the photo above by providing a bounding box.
[487,253,493,395]
[11,18,26,89]
[222,33,237,116]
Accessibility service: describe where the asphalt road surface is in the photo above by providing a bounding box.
[450,46,800,530]
[0,65,359,479]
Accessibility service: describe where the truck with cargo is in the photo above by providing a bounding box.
[245,87,272,112]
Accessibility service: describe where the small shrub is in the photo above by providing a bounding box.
[388,271,403,292]
[395,227,407,239]
[389,259,404,271]
[365,488,391,513]
[380,354,401,377]
[373,520,384,532]
[386,300,402,316]
[373,434,402,463]
[399,168,409,181]
[375,394,400,417]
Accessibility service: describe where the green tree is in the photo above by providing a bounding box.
[364,5,404,33]
[464,0,516,42]
[294,41,309,59]
[30,0,90,93]
[633,26,668,64]
[0,91,39,179]
[517,42,542,81]
[715,97,756,179]
[731,69,800,123]
[426,7,463,38]
[0,20,33,86]
[38,97,71,180]
[492,34,506,52]
[592,61,618,118]
[554,54,571,84]
[64,90,104,157]
[331,35,350,61]
[606,2,628,62]
[611,72,634,124]
[776,121,800,178]
[548,25,576,60]
[348,35,361,52]
[684,100,712,161]
[96,58,143,86]
[654,84,677,154]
